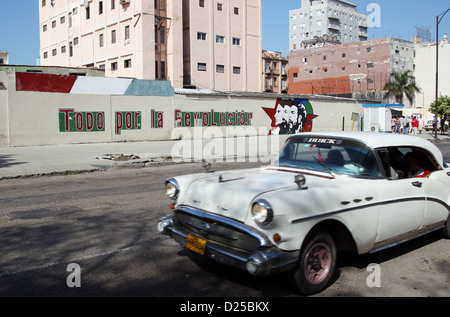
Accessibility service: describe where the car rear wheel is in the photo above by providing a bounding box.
[443,214,450,239]
[293,231,336,296]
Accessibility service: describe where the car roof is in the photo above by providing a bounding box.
[288,132,444,166]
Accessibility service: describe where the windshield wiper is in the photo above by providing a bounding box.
[313,156,336,178]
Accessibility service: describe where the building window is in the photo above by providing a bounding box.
[293,73,298,78]
[61,46,66,54]
[233,66,241,74]
[74,37,79,45]
[217,3,223,11]
[216,65,225,73]
[86,7,90,20]
[69,42,73,56]
[43,52,48,59]
[234,7,239,15]
[60,16,65,24]
[199,0,205,7]
[99,1,104,14]
[111,0,115,10]
[366,62,374,68]
[124,59,132,68]
[160,26,165,44]
[125,26,130,41]
[43,24,47,32]
[198,63,207,71]
[366,47,374,53]
[216,35,225,44]
[232,37,241,46]
[161,61,166,79]
[68,12,72,28]
[111,30,117,44]
[52,49,57,56]
[197,32,207,41]
[111,62,118,71]
[52,20,56,28]
[99,34,104,47]
[42,0,46,7]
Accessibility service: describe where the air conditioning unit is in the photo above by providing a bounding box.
[370,124,380,132]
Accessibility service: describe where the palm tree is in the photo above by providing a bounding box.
[384,70,421,105]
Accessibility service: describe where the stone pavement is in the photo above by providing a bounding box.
[0,132,448,179]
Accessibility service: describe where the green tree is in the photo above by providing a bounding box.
[430,95,450,119]
[384,70,421,105]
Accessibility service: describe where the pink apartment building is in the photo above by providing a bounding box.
[39,0,262,92]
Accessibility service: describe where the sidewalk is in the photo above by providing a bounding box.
[0,132,448,180]
[0,136,286,179]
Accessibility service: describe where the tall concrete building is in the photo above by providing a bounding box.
[414,33,450,109]
[262,50,288,93]
[289,0,368,51]
[39,0,262,92]
[288,37,415,103]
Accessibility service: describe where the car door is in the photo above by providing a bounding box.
[373,148,426,245]
[373,178,426,245]
[421,173,450,228]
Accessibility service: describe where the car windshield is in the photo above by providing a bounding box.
[274,136,383,178]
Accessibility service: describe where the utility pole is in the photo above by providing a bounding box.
[435,8,450,139]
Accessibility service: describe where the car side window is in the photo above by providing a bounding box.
[377,147,438,180]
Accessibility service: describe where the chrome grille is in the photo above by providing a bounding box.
[174,209,263,252]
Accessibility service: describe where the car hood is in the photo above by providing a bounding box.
[178,167,331,222]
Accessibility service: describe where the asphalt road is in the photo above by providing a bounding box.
[0,145,449,300]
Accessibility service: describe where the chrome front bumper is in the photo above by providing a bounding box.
[157,207,299,277]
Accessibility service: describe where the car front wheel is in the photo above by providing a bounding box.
[293,231,336,296]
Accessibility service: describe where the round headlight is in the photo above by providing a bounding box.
[252,200,273,226]
[165,179,179,200]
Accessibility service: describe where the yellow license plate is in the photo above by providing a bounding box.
[186,234,207,256]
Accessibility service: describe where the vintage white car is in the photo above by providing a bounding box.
[158,132,450,295]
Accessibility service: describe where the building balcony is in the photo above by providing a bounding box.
[328,23,340,31]
[359,31,369,38]
[328,12,340,20]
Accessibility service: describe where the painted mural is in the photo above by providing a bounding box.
[263,98,318,135]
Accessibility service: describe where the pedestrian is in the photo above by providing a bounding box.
[399,116,405,134]
[418,115,424,134]
[403,116,410,134]
[411,116,419,136]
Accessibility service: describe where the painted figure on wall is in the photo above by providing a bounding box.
[264,98,318,135]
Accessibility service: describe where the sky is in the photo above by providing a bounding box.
[1,0,450,65]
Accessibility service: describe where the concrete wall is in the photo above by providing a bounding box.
[1,69,366,147]
[0,70,8,144]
